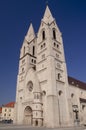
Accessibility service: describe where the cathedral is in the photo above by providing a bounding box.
[14,6,86,128]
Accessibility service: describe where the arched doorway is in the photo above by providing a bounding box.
[24,106,33,125]
[35,120,38,126]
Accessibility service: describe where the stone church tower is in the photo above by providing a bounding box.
[14,6,71,127]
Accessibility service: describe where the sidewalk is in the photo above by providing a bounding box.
[0,124,86,130]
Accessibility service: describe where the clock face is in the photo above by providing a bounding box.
[27,81,33,92]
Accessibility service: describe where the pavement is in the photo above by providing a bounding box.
[0,124,86,130]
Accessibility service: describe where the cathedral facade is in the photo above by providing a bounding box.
[14,6,86,127]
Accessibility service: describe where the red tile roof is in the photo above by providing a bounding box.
[68,76,86,90]
[0,107,2,113]
[4,102,15,108]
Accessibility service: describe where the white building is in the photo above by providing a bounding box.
[14,6,86,128]
[0,102,15,123]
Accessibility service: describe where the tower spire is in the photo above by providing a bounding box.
[25,23,35,42]
[42,5,54,24]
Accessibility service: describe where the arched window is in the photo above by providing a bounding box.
[34,60,36,64]
[58,73,61,80]
[36,112,38,116]
[71,93,74,98]
[33,46,35,56]
[22,68,24,72]
[82,105,85,110]
[42,90,46,96]
[54,42,56,47]
[32,59,33,63]
[58,90,62,96]
[41,45,43,49]
[23,46,25,56]
[53,29,56,40]
[35,120,38,126]
[24,106,32,116]
[42,30,45,40]
[37,94,39,99]
[57,44,59,48]
[43,43,46,47]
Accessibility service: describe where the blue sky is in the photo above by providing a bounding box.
[0,0,86,105]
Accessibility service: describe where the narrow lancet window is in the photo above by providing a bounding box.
[42,30,45,40]
[53,29,56,40]
[33,46,35,56]
[23,46,25,56]
[58,73,61,80]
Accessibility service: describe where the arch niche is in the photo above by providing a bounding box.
[24,106,33,125]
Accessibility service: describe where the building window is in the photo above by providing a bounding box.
[35,120,38,126]
[58,73,61,80]
[9,109,11,112]
[42,91,46,96]
[54,42,56,47]
[41,43,46,49]
[5,109,7,112]
[33,46,35,56]
[41,45,43,49]
[41,111,43,117]
[32,59,33,63]
[82,105,85,110]
[58,90,62,96]
[31,59,36,64]
[34,60,36,64]
[23,46,25,56]
[20,97,22,100]
[37,94,39,99]
[22,68,24,72]
[36,112,37,116]
[9,114,11,116]
[57,44,59,48]
[4,113,6,116]
[42,30,45,40]
[53,29,56,40]
[71,93,74,98]
[43,43,46,47]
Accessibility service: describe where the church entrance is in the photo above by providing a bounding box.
[35,120,38,126]
[24,106,33,125]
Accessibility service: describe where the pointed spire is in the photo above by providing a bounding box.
[42,6,54,24]
[25,23,36,42]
